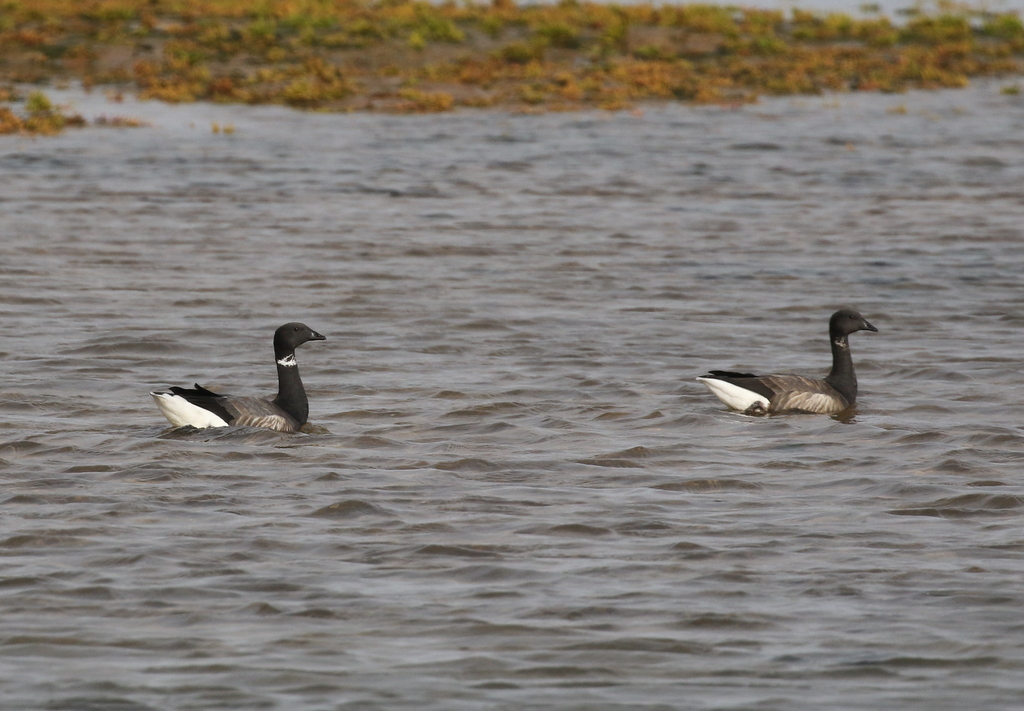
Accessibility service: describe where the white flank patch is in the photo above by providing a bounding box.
[234,414,293,432]
[277,354,297,367]
[696,377,770,412]
[151,392,230,428]
[779,390,842,414]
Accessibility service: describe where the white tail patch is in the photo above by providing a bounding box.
[151,392,230,428]
[697,377,770,412]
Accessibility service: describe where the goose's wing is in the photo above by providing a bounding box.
[756,375,849,414]
[190,383,223,398]
[218,396,298,432]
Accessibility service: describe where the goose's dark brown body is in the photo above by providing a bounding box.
[151,322,325,431]
[698,309,877,415]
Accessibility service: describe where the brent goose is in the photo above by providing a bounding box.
[697,309,877,415]
[151,322,325,432]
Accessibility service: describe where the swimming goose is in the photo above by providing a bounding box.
[697,309,877,415]
[151,322,326,432]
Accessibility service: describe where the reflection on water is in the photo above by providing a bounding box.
[1,83,1024,710]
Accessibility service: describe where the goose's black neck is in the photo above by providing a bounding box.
[272,346,309,426]
[825,333,857,402]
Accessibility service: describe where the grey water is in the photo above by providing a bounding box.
[571,0,1024,20]
[1,82,1024,710]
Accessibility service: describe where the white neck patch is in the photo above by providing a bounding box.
[277,354,297,367]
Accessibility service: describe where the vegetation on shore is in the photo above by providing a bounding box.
[0,86,150,134]
[0,87,84,133]
[0,0,1023,120]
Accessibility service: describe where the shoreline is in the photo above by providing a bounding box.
[1,0,1022,126]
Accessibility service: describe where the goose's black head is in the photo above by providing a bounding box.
[274,322,326,354]
[829,309,878,340]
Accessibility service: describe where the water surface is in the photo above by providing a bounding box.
[1,83,1024,710]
